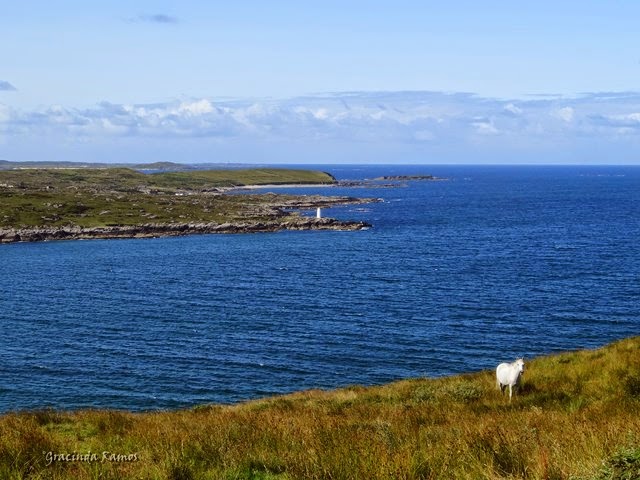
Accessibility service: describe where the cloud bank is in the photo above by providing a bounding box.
[2,91,640,163]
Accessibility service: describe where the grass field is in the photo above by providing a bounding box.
[2,337,639,479]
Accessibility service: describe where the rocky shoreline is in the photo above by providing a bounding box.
[0,217,371,243]
[0,167,380,244]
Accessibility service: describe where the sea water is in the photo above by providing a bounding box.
[1,165,639,411]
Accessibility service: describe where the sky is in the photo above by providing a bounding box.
[1,1,640,164]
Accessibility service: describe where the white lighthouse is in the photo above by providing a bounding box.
[316,207,322,218]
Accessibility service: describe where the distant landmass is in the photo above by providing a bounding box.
[0,166,373,243]
[0,160,198,172]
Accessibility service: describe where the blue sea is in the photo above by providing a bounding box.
[1,165,639,412]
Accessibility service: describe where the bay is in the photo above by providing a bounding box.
[1,165,639,411]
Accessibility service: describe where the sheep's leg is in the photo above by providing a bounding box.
[508,385,513,403]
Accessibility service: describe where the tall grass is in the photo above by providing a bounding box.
[2,337,640,479]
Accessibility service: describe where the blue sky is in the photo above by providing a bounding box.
[1,1,640,164]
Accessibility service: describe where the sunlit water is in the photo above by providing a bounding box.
[1,165,639,411]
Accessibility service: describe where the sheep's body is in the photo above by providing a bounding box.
[496,358,525,402]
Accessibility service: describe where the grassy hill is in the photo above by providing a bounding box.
[0,167,335,192]
[2,337,640,479]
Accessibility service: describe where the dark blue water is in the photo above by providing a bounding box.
[1,165,639,412]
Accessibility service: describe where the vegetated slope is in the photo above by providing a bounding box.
[2,337,639,479]
[0,167,335,192]
[149,168,336,188]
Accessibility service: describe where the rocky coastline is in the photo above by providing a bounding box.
[372,174,439,181]
[0,217,371,243]
[0,167,379,244]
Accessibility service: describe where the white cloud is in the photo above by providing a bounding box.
[473,120,499,135]
[176,99,215,116]
[313,108,329,120]
[504,103,522,115]
[610,112,640,124]
[555,106,575,122]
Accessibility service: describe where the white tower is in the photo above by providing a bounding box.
[316,207,322,218]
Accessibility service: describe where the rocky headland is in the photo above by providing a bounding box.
[0,216,370,243]
[0,167,378,243]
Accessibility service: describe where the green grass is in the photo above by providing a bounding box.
[0,190,298,228]
[2,337,640,479]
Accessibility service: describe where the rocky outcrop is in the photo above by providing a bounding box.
[373,175,436,180]
[0,217,371,243]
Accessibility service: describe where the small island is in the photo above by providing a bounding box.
[0,165,375,243]
[373,174,441,181]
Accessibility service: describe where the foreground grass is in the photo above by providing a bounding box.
[2,338,640,479]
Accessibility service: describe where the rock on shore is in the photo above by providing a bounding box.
[0,217,371,243]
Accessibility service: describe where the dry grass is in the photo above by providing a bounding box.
[2,337,640,479]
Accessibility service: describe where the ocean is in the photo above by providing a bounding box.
[1,165,639,412]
